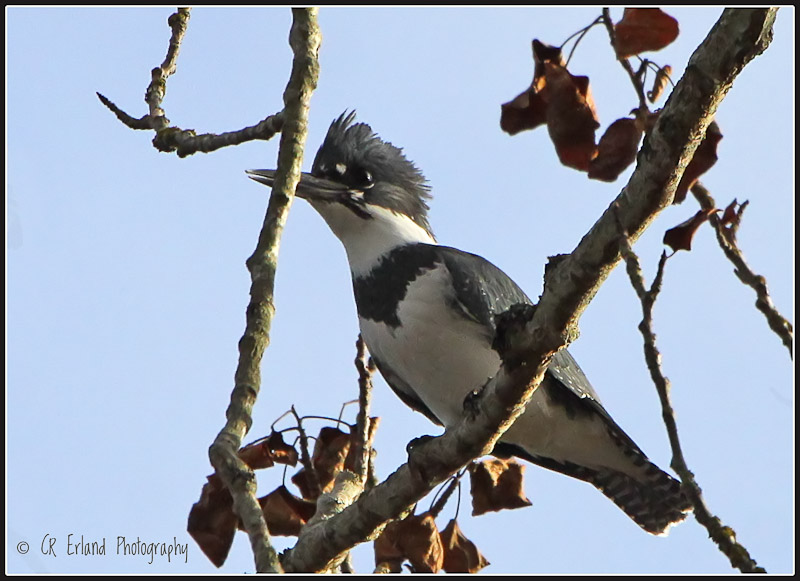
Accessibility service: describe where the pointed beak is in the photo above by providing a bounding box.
[246,169,349,202]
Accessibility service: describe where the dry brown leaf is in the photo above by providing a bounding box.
[648,65,673,103]
[719,199,739,228]
[399,513,444,573]
[469,458,533,516]
[187,474,237,568]
[500,90,549,136]
[374,519,405,573]
[440,519,491,573]
[374,513,444,574]
[237,431,298,470]
[500,40,564,135]
[543,62,600,171]
[290,468,317,501]
[312,426,351,490]
[673,121,723,204]
[267,430,299,466]
[237,440,275,470]
[258,485,317,537]
[663,208,718,252]
[291,425,355,500]
[614,8,679,58]
[588,117,643,182]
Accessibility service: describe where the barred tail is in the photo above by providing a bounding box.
[496,441,693,535]
[588,461,692,535]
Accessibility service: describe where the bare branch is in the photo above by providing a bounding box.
[96,92,154,130]
[97,7,285,156]
[282,9,778,573]
[691,182,793,356]
[146,7,191,122]
[154,112,285,158]
[617,233,766,573]
[291,407,323,500]
[601,8,648,111]
[352,335,376,483]
[207,7,321,574]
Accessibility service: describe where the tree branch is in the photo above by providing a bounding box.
[352,335,376,483]
[618,238,766,573]
[691,182,793,357]
[207,7,321,574]
[291,407,323,500]
[97,7,285,156]
[281,8,777,573]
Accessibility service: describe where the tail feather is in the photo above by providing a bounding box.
[494,440,693,534]
[587,462,692,535]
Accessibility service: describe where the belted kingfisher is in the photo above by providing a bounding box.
[247,112,691,534]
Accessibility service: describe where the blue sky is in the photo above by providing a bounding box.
[6,7,794,574]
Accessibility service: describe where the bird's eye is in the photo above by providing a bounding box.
[353,167,374,189]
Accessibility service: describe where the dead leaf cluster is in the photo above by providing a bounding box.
[188,420,375,568]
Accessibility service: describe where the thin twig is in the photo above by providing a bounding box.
[291,406,323,500]
[145,7,191,122]
[617,225,766,573]
[561,15,603,67]
[207,7,321,574]
[601,8,648,111]
[691,182,793,357]
[352,335,376,483]
[428,473,463,519]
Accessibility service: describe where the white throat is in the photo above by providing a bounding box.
[309,201,436,276]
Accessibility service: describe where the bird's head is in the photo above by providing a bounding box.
[248,112,436,274]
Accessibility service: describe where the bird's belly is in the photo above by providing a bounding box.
[358,271,500,427]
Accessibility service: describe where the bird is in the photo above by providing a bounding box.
[247,111,692,535]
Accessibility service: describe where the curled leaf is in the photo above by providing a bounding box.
[290,468,317,501]
[258,485,317,537]
[469,458,532,516]
[441,519,490,573]
[648,64,672,103]
[673,121,723,204]
[588,117,643,182]
[187,474,237,568]
[544,62,600,171]
[663,208,718,252]
[267,430,299,466]
[312,426,352,490]
[500,40,564,135]
[237,440,275,470]
[719,199,748,243]
[500,90,548,136]
[374,519,405,573]
[720,198,739,228]
[614,8,679,58]
[291,426,350,500]
[375,513,444,574]
[237,431,299,470]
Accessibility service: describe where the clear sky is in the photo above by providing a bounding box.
[6,7,794,574]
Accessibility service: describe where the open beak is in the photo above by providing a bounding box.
[246,169,349,202]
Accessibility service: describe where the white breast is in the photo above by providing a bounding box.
[359,265,500,427]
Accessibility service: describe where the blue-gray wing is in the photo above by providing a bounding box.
[436,245,639,447]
